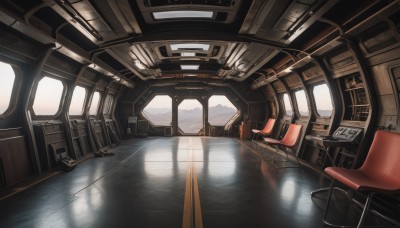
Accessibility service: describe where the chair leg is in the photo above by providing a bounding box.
[357,193,374,228]
[323,182,380,228]
[252,133,258,142]
[272,148,301,169]
[261,144,275,161]
[322,179,354,228]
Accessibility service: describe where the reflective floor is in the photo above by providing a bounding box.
[0,137,395,228]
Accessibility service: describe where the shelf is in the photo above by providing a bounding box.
[344,86,364,91]
[347,104,369,107]
[311,122,330,125]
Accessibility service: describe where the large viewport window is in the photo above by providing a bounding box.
[178,99,203,134]
[69,86,87,116]
[89,92,101,116]
[283,93,293,116]
[142,95,172,126]
[295,90,309,116]
[32,77,64,115]
[0,61,16,115]
[208,95,237,126]
[313,84,333,117]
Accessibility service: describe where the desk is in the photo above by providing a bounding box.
[305,135,355,166]
[239,122,252,140]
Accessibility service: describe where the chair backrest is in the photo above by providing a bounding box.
[261,118,276,134]
[280,124,302,148]
[360,131,400,185]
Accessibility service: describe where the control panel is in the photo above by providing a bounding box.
[332,127,363,141]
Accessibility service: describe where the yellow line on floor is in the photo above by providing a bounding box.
[182,161,193,228]
[192,161,203,228]
[182,147,203,228]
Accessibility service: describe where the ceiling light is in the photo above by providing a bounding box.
[171,44,210,51]
[153,11,213,20]
[181,52,196,57]
[181,65,199,70]
[134,60,146,70]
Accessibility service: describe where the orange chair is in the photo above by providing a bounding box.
[252,118,276,141]
[323,130,400,227]
[263,124,302,168]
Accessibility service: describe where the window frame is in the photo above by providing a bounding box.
[88,91,102,117]
[294,89,310,117]
[282,93,293,117]
[30,75,66,120]
[0,62,21,119]
[68,85,89,117]
[207,94,239,126]
[142,94,173,127]
[312,83,334,118]
[102,93,115,116]
[177,98,204,134]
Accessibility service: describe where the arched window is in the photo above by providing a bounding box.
[208,95,238,126]
[89,92,101,115]
[32,77,64,115]
[313,84,333,117]
[283,93,293,116]
[69,86,87,115]
[0,61,16,115]
[295,90,309,116]
[143,95,172,126]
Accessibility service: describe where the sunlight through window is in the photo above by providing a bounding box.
[313,84,333,117]
[283,93,293,116]
[143,95,172,126]
[0,62,16,115]
[69,86,87,115]
[208,95,237,126]
[89,92,101,115]
[178,99,203,134]
[32,77,64,115]
[295,90,309,116]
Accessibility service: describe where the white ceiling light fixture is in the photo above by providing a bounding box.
[181,64,199,70]
[153,11,213,20]
[171,44,210,51]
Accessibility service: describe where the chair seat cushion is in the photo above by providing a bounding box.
[325,167,400,195]
[263,138,280,145]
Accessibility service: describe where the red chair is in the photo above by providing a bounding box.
[252,118,276,141]
[263,124,302,168]
[323,130,400,227]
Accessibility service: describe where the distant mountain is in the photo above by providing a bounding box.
[143,109,172,125]
[208,104,236,125]
[143,105,237,133]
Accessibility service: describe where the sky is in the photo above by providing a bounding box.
[144,95,237,110]
[32,77,64,115]
[0,62,15,114]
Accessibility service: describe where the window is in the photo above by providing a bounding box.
[283,93,293,116]
[0,61,16,115]
[69,86,87,115]
[143,95,172,126]
[89,92,101,115]
[32,77,64,115]
[208,95,237,126]
[295,90,309,116]
[178,99,203,134]
[153,11,213,20]
[313,84,333,117]
[102,94,114,115]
